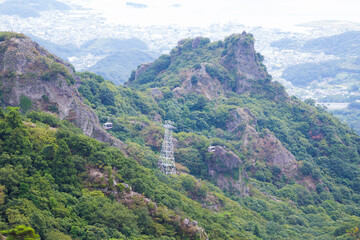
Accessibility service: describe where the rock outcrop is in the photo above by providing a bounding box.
[227,108,298,177]
[172,64,224,100]
[0,36,125,149]
[129,32,287,101]
[222,33,267,82]
[220,32,288,100]
[207,145,249,196]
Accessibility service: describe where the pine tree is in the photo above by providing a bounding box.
[0,108,5,119]
[52,139,77,187]
[254,224,261,238]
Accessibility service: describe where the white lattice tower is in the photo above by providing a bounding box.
[159,120,176,174]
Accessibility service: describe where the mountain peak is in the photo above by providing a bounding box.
[222,32,267,81]
[0,32,125,149]
[128,32,287,101]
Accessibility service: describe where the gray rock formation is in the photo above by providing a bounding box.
[222,32,266,81]
[207,145,249,196]
[0,36,125,149]
[173,64,224,100]
[227,108,298,177]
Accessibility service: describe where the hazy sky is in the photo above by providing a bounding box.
[86,0,360,29]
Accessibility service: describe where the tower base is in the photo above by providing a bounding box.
[158,161,176,175]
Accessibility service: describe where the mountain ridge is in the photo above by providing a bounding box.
[1,31,360,239]
[0,32,125,149]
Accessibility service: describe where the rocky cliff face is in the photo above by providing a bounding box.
[222,33,267,89]
[130,32,287,101]
[172,63,224,100]
[129,33,296,183]
[227,108,298,177]
[207,145,249,196]
[0,36,124,149]
[219,32,288,99]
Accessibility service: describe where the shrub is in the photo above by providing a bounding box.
[27,111,60,127]
[47,105,59,113]
[193,63,201,70]
[77,71,104,83]
[152,55,171,73]
[42,95,49,103]
[0,32,26,41]
[191,75,198,85]
[19,95,32,114]
[99,85,115,106]
[116,183,126,192]
[204,64,230,84]
[205,64,220,79]
[41,62,74,85]
[0,225,40,240]
[299,162,313,176]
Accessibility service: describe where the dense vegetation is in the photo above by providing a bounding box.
[1,33,360,239]
[78,67,360,197]
[77,34,360,239]
[1,108,261,240]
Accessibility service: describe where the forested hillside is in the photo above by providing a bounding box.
[77,33,360,239]
[1,32,360,240]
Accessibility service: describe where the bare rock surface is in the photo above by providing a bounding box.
[227,108,299,177]
[222,32,267,81]
[173,64,224,100]
[207,145,249,196]
[0,36,125,149]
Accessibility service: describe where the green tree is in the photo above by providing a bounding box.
[45,230,72,240]
[5,107,22,129]
[52,139,77,187]
[0,108,5,119]
[254,224,261,238]
[0,225,40,240]
[347,227,360,240]
[0,185,4,205]
[4,127,31,155]
[19,95,32,114]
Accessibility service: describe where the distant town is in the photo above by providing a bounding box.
[1,3,359,105]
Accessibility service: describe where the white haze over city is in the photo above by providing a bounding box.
[83,0,360,30]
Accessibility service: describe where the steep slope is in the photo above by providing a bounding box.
[226,108,298,178]
[0,109,218,240]
[127,32,300,184]
[79,32,360,200]
[128,32,285,100]
[1,31,360,239]
[76,30,360,238]
[0,32,124,148]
